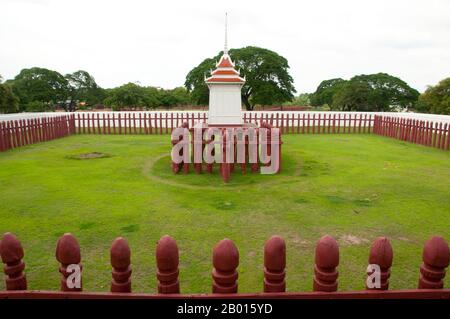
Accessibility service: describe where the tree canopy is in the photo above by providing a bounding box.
[311,73,419,112]
[8,67,68,111]
[416,78,449,115]
[0,82,19,114]
[185,46,296,110]
[65,70,104,111]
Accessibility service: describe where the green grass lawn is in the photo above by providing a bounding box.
[0,133,449,293]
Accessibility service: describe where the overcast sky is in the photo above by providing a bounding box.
[1,0,449,93]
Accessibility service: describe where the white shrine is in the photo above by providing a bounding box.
[205,14,245,126]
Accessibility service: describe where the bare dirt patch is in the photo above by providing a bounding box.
[67,152,111,160]
[340,234,369,246]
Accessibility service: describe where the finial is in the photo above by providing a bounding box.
[224,12,228,54]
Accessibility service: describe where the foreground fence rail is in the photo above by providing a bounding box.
[0,232,448,299]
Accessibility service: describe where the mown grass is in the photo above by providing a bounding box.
[0,133,448,293]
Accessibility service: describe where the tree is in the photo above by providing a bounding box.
[159,87,191,108]
[8,67,67,111]
[310,78,347,107]
[104,83,161,110]
[332,80,372,111]
[416,78,449,115]
[185,46,296,110]
[0,83,19,114]
[65,70,103,111]
[350,73,419,111]
[283,93,312,106]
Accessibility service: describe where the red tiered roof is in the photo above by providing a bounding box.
[205,53,245,84]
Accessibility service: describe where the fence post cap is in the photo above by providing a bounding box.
[264,235,286,271]
[56,233,81,264]
[156,235,179,270]
[369,237,393,268]
[111,237,131,270]
[0,232,24,264]
[213,238,239,271]
[423,236,450,268]
[315,235,339,268]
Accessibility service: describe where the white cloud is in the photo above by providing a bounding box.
[1,0,449,92]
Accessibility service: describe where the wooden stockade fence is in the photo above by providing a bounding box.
[71,112,375,135]
[373,115,450,151]
[0,115,75,152]
[0,232,449,299]
[1,112,449,152]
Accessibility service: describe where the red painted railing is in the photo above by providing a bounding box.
[373,115,449,151]
[1,113,448,152]
[0,115,75,152]
[0,232,448,299]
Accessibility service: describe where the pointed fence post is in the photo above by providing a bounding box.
[264,235,286,292]
[55,233,82,291]
[110,237,132,293]
[366,237,393,290]
[156,235,180,294]
[212,239,239,293]
[418,236,450,289]
[0,233,27,290]
[313,235,339,292]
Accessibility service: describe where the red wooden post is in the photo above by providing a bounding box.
[13,120,20,147]
[96,113,101,135]
[86,113,90,134]
[296,113,300,134]
[110,237,132,293]
[22,119,29,145]
[286,113,290,133]
[307,113,311,133]
[55,233,82,291]
[166,113,169,134]
[313,235,339,292]
[139,113,142,134]
[343,113,347,134]
[332,113,336,133]
[170,113,174,133]
[301,113,305,134]
[312,113,315,134]
[142,113,147,134]
[427,121,432,146]
[212,239,239,293]
[117,113,122,135]
[0,232,27,290]
[159,113,163,135]
[418,236,449,289]
[440,123,447,150]
[102,113,106,135]
[107,114,111,135]
[445,123,450,151]
[221,129,231,183]
[132,113,136,134]
[149,113,153,134]
[0,121,5,152]
[156,235,180,294]
[328,113,332,134]
[264,235,286,292]
[122,113,126,134]
[337,113,341,134]
[366,237,393,290]
[436,122,442,148]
